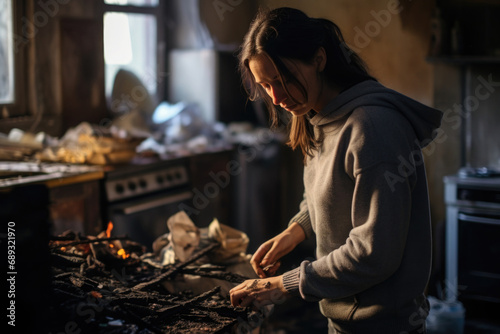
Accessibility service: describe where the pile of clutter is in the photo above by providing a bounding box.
[144,211,254,296]
[1,123,143,165]
[47,211,265,333]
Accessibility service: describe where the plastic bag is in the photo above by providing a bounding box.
[426,296,465,334]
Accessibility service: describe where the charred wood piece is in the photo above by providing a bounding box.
[111,292,177,308]
[180,266,249,284]
[132,242,219,291]
[51,252,86,267]
[156,286,221,318]
[111,305,164,334]
[49,236,130,250]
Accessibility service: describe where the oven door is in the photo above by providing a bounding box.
[458,211,500,303]
[107,190,193,251]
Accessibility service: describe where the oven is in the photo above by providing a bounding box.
[444,173,500,304]
[103,158,193,251]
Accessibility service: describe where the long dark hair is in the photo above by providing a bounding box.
[238,7,374,160]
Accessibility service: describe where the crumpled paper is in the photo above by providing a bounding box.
[145,212,250,267]
[166,211,201,262]
[208,218,249,264]
[35,122,143,165]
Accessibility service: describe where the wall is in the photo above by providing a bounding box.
[467,66,500,169]
[199,0,258,50]
[257,0,434,103]
[0,0,107,137]
[426,63,461,225]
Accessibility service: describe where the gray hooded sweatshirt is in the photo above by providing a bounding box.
[281,80,443,334]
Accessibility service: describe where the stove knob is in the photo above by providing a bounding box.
[139,179,147,189]
[156,175,164,184]
[128,181,137,191]
[175,171,183,180]
[166,173,174,182]
[459,190,471,201]
[115,183,125,194]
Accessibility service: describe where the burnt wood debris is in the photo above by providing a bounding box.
[47,229,259,333]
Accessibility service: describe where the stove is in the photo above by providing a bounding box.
[103,158,194,250]
[457,166,500,179]
[443,170,500,305]
[105,162,189,202]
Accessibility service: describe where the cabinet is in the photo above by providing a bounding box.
[49,179,103,236]
[428,56,500,169]
[428,2,500,170]
[0,168,104,236]
[425,1,500,249]
[188,150,236,227]
[430,1,500,58]
[0,185,51,332]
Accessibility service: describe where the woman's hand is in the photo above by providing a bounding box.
[229,276,289,308]
[251,222,306,278]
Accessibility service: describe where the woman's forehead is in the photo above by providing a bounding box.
[249,53,303,83]
[248,54,279,83]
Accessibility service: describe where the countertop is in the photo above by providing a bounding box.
[0,148,234,190]
[0,161,105,189]
[444,174,500,188]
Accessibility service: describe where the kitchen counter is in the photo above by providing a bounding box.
[0,148,234,190]
[444,174,500,188]
[0,161,104,191]
[0,161,105,190]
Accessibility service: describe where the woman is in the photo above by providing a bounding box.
[229,7,442,334]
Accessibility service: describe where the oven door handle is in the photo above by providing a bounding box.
[118,191,193,215]
[458,213,500,226]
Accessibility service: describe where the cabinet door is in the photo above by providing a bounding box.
[188,150,234,227]
[50,180,102,235]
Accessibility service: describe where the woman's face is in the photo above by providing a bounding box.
[248,52,330,116]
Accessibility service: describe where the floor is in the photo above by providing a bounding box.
[260,297,328,333]
[462,300,500,334]
[260,298,500,333]
[259,298,500,334]
[465,320,500,334]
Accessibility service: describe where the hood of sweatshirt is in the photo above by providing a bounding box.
[309,80,443,148]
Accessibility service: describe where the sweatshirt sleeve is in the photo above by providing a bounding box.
[282,192,313,295]
[295,161,415,301]
[282,267,301,296]
[288,192,314,239]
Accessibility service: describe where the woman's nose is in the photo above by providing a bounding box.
[269,85,287,105]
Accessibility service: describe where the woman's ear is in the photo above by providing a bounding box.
[315,47,327,72]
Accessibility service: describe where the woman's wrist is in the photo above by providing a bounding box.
[285,222,306,246]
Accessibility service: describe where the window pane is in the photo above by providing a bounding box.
[103,12,157,99]
[104,0,159,7]
[0,0,14,104]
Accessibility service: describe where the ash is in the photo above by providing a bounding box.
[47,230,263,334]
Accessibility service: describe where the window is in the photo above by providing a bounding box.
[0,0,28,120]
[103,0,165,108]
[0,0,14,105]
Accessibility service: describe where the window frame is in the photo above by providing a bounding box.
[0,0,29,121]
[103,1,167,104]
[0,0,62,135]
[0,1,168,135]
